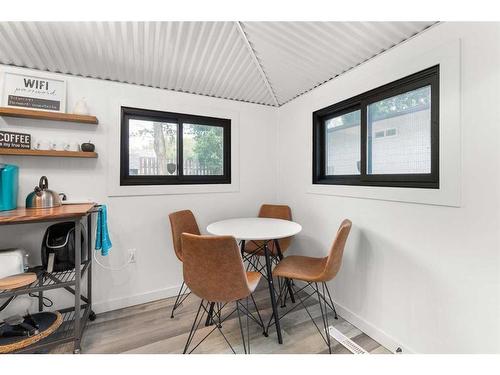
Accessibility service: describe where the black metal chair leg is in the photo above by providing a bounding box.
[205,302,215,326]
[171,281,186,318]
[323,282,338,319]
[236,300,248,354]
[274,239,295,304]
[250,293,266,336]
[319,283,332,353]
[183,300,206,354]
[247,297,251,353]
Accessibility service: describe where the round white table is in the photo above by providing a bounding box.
[206,217,302,240]
[207,217,302,344]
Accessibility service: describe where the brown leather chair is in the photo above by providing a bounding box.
[181,233,264,354]
[242,204,293,258]
[241,204,296,308]
[168,210,201,318]
[272,219,352,354]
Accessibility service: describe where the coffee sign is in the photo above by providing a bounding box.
[0,130,31,149]
[2,72,66,112]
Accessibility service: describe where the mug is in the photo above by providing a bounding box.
[69,142,80,152]
[49,141,58,151]
[33,139,50,150]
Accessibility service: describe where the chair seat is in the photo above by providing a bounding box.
[246,271,261,293]
[272,255,327,283]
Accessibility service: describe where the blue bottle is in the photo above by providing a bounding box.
[0,163,19,211]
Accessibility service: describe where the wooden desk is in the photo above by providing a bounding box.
[0,203,96,225]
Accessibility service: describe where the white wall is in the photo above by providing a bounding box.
[277,22,500,353]
[0,65,278,313]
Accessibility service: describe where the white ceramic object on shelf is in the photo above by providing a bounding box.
[69,142,80,152]
[73,98,89,115]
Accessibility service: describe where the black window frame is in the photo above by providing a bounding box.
[313,65,439,189]
[120,106,231,186]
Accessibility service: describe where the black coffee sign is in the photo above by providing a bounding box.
[0,130,31,149]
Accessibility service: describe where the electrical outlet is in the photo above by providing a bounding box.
[128,249,137,263]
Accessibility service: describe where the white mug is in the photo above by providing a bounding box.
[33,139,50,150]
[69,142,80,152]
[31,138,40,150]
[49,141,62,151]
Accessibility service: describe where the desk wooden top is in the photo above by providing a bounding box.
[0,203,96,225]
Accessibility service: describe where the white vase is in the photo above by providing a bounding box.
[73,98,89,115]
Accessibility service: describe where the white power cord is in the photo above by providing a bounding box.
[93,250,133,271]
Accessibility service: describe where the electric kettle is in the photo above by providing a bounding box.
[25,176,65,209]
[0,163,19,212]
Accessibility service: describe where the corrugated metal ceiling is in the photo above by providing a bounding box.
[0,21,436,106]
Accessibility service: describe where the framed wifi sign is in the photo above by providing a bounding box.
[2,72,66,112]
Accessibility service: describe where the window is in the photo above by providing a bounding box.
[120,107,231,185]
[313,65,439,188]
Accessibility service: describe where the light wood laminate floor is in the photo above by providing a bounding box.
[53,286,390,354]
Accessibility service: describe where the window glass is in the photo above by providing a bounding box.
[128,119,178,176]
[325,110,361,175]
[183,124,224,176]
[367,86,431,174]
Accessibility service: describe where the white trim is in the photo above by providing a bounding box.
[331,299,416,354]
[106,98,241,197]
[92,284,184,314]
[294,279,410,353]
[307,38,462,207]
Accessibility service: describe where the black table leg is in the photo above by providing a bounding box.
[263,241,283,344]
[274,239,295,304]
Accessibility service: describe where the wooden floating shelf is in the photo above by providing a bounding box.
[0,148,98,158]
[0,107,98,125]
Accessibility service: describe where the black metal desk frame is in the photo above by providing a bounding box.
[0,209,97,354]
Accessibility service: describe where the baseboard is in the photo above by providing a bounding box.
[92,284,184,314]
[331,300,417,354]
[293,280,416,354]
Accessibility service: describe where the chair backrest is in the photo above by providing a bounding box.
[181,233,252,303]
[258,204,292,221]
[320,219,352,282]
[168,210,200,262]
[259,204,292,253]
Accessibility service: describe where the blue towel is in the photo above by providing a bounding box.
[95,205,112,256]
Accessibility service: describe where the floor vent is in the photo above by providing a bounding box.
[328,326,368,354]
